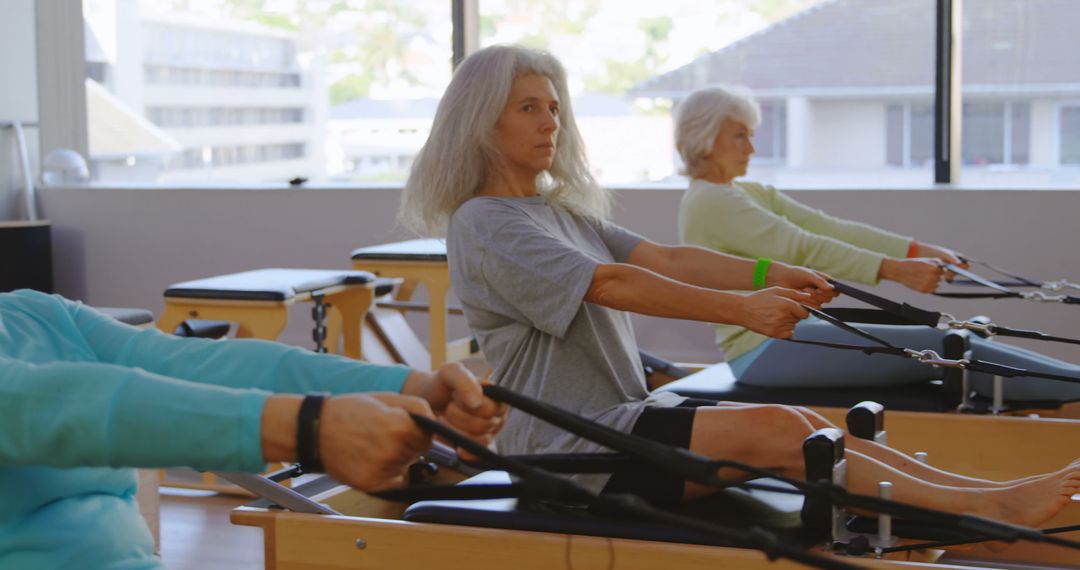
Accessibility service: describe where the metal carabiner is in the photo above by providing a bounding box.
[1022,290,1067,303]
[941,314,994,337]
[1043,279,1080,292]
[903,348,968,369]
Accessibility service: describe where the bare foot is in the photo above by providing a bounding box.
[998,457,1080,488]
[977,467,1080,530]
[971,468,1079,552]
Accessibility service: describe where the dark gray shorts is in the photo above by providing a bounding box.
[600,398,717,507]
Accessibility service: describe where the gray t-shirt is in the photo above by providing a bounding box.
[448,195,685,491]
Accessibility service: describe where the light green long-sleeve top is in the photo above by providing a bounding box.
[677,178,913,360]
[0,289,410,570]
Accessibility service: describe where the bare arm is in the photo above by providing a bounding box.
[626,239,758,291]
[584,263,812,338]
[625,239,836,305]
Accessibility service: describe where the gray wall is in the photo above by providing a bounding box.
[38,186,1080,365]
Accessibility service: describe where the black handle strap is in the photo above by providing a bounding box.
[829,279,1080,346]
[943,264,1019,295]
[829,281,942,327]
[799,305,906,353]
[961,257,1044,288]
[988,324,1080,347]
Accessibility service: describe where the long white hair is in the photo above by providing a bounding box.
[399,44,609,236]
[674,85,761,179]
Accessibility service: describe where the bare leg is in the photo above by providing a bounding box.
[789,406,1022,488]
[686,405,1080,528]
[844,450,1080,529]
[701,402,1012,488]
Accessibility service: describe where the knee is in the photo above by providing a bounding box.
[736,405,817,472]
[791,405,836,430]
[752,404,817,442]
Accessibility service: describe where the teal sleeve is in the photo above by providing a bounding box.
[0,356,268,471]
[767,186,912,259]
[680,185,887,285]
[70,299,410,395]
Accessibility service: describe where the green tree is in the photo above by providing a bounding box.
[584,15,672,94]
[215,0,433,103]
[751,0,826,23]
[329,74,373,105]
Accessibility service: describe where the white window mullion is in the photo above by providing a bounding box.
[1003,101,1013,165]
[903,103,912,168]
[462,0,480,57]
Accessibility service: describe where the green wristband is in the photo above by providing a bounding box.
[753,258,772,290]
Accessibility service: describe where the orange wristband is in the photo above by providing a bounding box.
[906,240,919,258]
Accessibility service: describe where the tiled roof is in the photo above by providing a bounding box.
[632,0,1080,97]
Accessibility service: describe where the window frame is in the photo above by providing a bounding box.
[1056,100,1080,167]
[48,0,1069,189]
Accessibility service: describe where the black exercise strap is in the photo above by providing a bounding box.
[831,281,941,327]
[376,386,1080,554]
[961,257,1080,291]
[877,523,1080,554]
[376,414,860,570]
[830,279,1080,347]
[477,386,1080,552]
[937,264,1080,304]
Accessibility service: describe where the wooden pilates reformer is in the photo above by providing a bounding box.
[157,268,377,360]
[352,239,480,369]
[228,399,1080,570]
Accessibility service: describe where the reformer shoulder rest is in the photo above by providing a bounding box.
[351,239,448,262]
[164,268,375,302]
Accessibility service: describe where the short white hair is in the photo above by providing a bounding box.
[399,44,608,237]
[674,86,761,179]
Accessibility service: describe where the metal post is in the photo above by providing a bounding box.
[934,0,962,183]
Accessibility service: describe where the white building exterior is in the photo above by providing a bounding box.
[83,0,324,184]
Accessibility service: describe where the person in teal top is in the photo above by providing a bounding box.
[675,85,1080,401]
[0,289,504,570]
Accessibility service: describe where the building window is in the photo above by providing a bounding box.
[887,101,1028,168]
[172,142,306,170]
[146,107,305,128]
[1061,106,1080,165]
[962,101,1029,166]
[754,102,786,163]
[885,102,933,168]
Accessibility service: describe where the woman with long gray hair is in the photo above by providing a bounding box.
[399,44,1080,525]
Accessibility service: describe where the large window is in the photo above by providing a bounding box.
[82,0,451,184]
[480,0,931,188]
[960,0,1080,185]
[74,0,1080,188]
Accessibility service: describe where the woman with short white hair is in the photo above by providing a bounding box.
[675,85,1080,400]
[400,44,1079,523]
